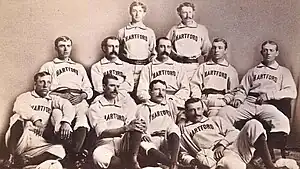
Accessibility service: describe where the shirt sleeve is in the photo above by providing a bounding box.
[148,29,156,55]
[13,95,34,121]
[166,26,176,42]
[200,26,212,57]
[190,64,204,98]
[51,95,76,124]
[135,104,151,134]
[174,64,190,101]
[79,65,93,99]
[87,102,107,137]
[235,69,253,102]
[91,63,104,94]
[122,94,137,124]
[119,63,134,92]
[136,65,151,102]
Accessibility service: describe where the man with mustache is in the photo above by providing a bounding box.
[190,38,239,117]
[91,36,134,95]
[88,74,146,169]
[3,72,73,168]
[137,37,189,118]
[39,36,92,168]
[136,79,180,169]
[167,2,211,79]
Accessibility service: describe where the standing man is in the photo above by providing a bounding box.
[117,1,156,98]
[136,80,180,169]
[88,74,146,169]
[91,36,134,95]
[39,36,92,167]
[4,72,72,168]
[167,2,211,79]
[137,37,190,110]
[190,38,239,117]
[180,98,284,169]
[218,41,297,146]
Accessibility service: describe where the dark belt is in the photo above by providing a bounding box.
[202,89,226,95]
[119,54,150,65]
[248,92,260,97]
[52,87,83,94]
[170,55,199,64]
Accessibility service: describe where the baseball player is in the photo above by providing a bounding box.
[39,36,92,167]
[117,1,156,96]
[91,36,134,95]
[137,37,190,109]
[167,2,211,79]
[4,72,72,168]
[190,38,239,117]
[180,98,282,169]
[218,41,297,142]
[88,74,146,169]
[136,79,180,169]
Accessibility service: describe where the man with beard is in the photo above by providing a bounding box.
[3,72,73,168]
[39,36,92,168]
[137,37,189,117]
[88,74,146,169]
[91,36,134,95]
[167,2,211,79]
[136,79,180,169]
[190,38,239,117]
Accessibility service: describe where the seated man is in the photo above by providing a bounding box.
[88,74,146,169]
[4,72,72,168]
[180,98,282,169]
[137,37,190,108]
[136,79,180,169]
[39,36,93,166]
[91,36,134,95]
[218,40,297,144]
[190,38,239,117]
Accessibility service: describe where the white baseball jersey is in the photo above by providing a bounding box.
[137,58,190,107]
[235,61,297,102]
[91,57,134,93]
[136,99,179,136]
[167,21,211,59]
[88,93,137,137]
[117,22,156,60]
[190,60,239,99]
[39,58,93,99]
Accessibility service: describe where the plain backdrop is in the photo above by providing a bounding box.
[0,0,300,152]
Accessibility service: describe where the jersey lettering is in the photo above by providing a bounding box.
[103,70,124,77]
[204,70,227,79]
[104,113,126,122]
[56,67,79,76]
[125,34,148,42]
[31,105,51,114]
[190,124,215,138]
[152,70,176,79]
[150,109,172,121]
[175,33,198,42]
[253,74,277,83]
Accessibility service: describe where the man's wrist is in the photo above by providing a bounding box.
[60,121,71,126]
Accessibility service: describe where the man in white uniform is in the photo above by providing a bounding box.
[91,36,134,95]
[88,74,146,169]
[167,2,211,79]
[39,36,92,167]
[190,38,239,116]
[180,98,283,169]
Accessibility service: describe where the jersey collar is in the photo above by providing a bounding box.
[31,91,52,100]
[144,99,167,107]
[186,116,209,126]
[100,57,123,65]
[53,57,76,64]
[126,22,147,30]
[98,94,122,107]
[206,59,229,67]
[152,58,175,65]
[257,61,279,70]
[177,20,198,28]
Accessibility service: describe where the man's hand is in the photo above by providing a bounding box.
[190,159,210,169]
[232,99,242,108]
[69,93,87,105]
[33,120,45,136]
[256,93,268,105]
[214,145,225,161]
[59,122,72,140]
[125,119,146,133]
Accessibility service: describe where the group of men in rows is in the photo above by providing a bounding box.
[3,1,297,169]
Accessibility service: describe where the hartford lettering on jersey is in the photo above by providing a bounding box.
[56,67,79,76]
[253,74,277,83]
[152,70,176,79]
[103,70,124,77]
[175,33,198,42]
[190,124,215,138]
[105,113,126,122]
[150,109,172,121]
[205,70,227,79]
[31,105,51,114]
[125,34,148,42]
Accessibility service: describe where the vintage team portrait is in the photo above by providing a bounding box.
[0,0,300,169]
